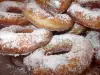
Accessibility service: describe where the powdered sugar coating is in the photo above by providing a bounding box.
[86,31,100,64]
[68,3,100,19]
[24,34,94,75]
[31,0,72,13]
[67,2,100,29]
[86,31,100,48]
[0,1,29,25]
[0,1,24,11]
[0,25,52,56]
[23,1,74,31]
[0,25,37,32]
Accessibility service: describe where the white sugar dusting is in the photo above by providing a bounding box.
[0,12,23,19]
[24,34,94,74]
[26,1,71,24]
[86,31,100,62]
[26,2,51,17]
[0,1,24,19]
[1,25,36,32]
[0,1,24,12]
[50,0,61,9]
[68,3,100,19]
[0,25,52,55]
[55,14,71,22]
[24,48,67,70]
[86,31,100,48]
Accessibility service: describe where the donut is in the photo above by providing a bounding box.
[35,0,72,13]
[23,1,74,31]
[0,25,52,56]
[67,2,100,30]
[0,1,29,25]
[68,23,86,34]
[24,34,94,75]
[86,31,100,64]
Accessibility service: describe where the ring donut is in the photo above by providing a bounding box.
[0,1,29,25]
[23,1,74,31]
[35,0,72,13]
[0,25,52,56]
[24,34,94,75]
[67,2,100,29]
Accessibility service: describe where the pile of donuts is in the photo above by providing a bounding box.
[0,0,100,75]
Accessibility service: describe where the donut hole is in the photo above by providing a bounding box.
[47,48,71,55]
[7,7,22,14]
[51,51,69,55]
[16,29,33,33]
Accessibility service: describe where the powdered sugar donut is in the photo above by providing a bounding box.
[0,25,52,56]
[86,31,100,64]
[67,2,100,29]
[24,34,94,75]
[35,0,72,13]
[23,1,74,31]
[0,1,29,25]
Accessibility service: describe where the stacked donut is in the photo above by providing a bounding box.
[0,0,100,75]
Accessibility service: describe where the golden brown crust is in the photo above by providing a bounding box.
[23,1,74,31]
[24,10,74,31]
[67,3,100,30]
[35,0,73,13]
[32,58,80,75]
[0,1,30,25]
[0,25,52,55]
[0,16,29,25]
